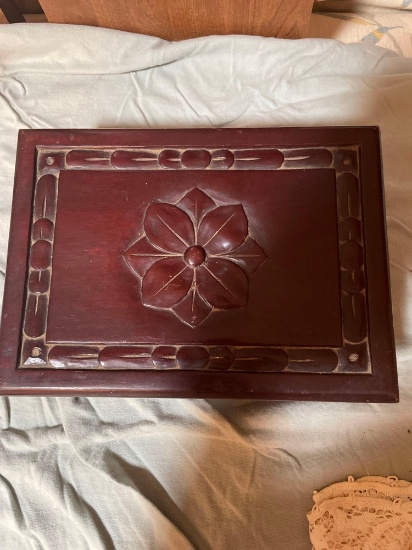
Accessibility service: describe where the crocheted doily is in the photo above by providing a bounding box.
[307,476,412,549]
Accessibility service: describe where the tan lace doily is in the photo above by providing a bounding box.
[307,476,412,549]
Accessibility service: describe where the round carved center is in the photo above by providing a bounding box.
[184,245,206,267]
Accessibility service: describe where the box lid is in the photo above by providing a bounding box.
[0,128,398,400]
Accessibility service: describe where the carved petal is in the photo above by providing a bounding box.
[224,237,267,276]
[173,288,213,327]
[176,188,216,227]
[144,202,195,253]
[198,204,248,254]
[123,236,169,278]
[142,257,194,308]
[197,258,248,309]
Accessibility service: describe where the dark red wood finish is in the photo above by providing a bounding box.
[0,128,398,401]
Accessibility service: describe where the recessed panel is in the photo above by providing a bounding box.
[46,169,342,348]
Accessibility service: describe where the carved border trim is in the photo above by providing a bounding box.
[20,145,369,374]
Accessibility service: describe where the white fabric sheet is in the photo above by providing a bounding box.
[0,24,412,550]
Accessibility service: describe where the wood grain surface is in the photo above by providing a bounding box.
[38,0,314,40]
[0,128,398,400]
[0,0,25,22]
[0,13,47,22]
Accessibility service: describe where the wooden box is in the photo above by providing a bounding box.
[0,128,398,401]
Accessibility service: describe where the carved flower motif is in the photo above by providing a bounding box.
[123,188,266,327]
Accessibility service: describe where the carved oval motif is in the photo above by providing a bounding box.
[342,293,367,343]
[34,175,57,220]
[340,241,363,271]
[28,269,50,293]
[158,149,182,169]
[337,173,360,218]
[152,346,178,369]
[30,240,52,270]
[66,149,111,168]
[48,346,100,369]
[211,149,234,170]
[181,149,211,169]
[24,294,47,338]
[234,149,284,170]
[339,217,361,242]
[111,150,158,169]
[283,148,333,168]
[207,346,234,371]
[99,346,153,369]
[287,349,338,372]
[32,218,54,242]
[341,270,365,294]
[232,348,288,371]
[176,346,209,370]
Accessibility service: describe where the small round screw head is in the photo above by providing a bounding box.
[31,347,42,358]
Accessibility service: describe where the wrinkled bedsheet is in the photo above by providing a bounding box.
[0,24,412,550]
